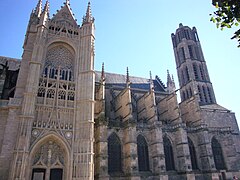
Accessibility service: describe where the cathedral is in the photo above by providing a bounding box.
[0,1,240,180]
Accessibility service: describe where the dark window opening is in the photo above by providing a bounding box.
[181,47,186,61]
[50,168,63,180]
[178,47,186,64]
[202,86,208,103]
[184,29,190,39]
[188,45,195,59]
[108,133,122,173]
[212,138,226,170]
[193,64,199,80]
[186,89,189,99]
[188,138,198,170]
[31,168,46,180]
[189,87,193,97]
[198,85,203,103]
[163,136,175,171]
[182,91,186,101]
[185,67,190,82]
[37,88,45,97]
[137,135,150,171]
[207,87,213,103]
[199,65,205,80]
[181,70,185,86]
[195,47,200,60]
[55,27,60,31]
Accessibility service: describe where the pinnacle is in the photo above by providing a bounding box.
[43,0,50,14]
[149,71,152,80]
[35,0,42,17]
[66,0,70,5]
[167,70,172,82]
[126,67,130,85]
[82,1,94,24]
[149,71,154,91]
[101,62,105,81]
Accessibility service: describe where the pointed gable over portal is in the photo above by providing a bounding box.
[51,1,78,27]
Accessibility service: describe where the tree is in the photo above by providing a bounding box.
[210,0,240,47]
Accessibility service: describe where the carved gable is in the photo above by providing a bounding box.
[51,4,77,27]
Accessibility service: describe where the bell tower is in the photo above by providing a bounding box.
[171,23,216,105]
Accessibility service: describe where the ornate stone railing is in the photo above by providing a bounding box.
[0,100,9,107]
[8,98,22,107]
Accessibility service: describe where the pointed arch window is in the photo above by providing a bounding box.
[137,135,150,171]
[184,29,190,40]
[199,65,205,80]
[179,47,186,63]
[182,91,186,101]
[189,87,193,97]
[188,138,198,170]
[108,133,122,173]
[186,90,189,99]
[43,45,74,81]
[185,66,190,82]
[188,45,195,59]
[181,70,185,85]
[202,86,208,103]
[212,137,226,170]
[198,85,203,103]
[195,46,201,60]
[163,136,175,171]
[207,87,213,103]
[193,63,199,80]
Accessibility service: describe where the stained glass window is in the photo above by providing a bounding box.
[212,137,226,170]
[163,136,175,171]
[137,135,149,171]
[108,133,122,173]
[188,137,198,170]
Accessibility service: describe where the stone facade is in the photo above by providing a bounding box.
[0,1,240,180]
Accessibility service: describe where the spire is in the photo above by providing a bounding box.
[66,0,70,5]
[43,0,50,15]
[126,67,130,86]
[82,2,94,25]
[39,0,49,25]
[172,74,175,84]
[149,71,154,91]
[167,70,176,93]
[101,62,105,82]
[35,0,42,17]
[167,70,171,84]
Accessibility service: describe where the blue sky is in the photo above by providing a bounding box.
[0,0,239,124]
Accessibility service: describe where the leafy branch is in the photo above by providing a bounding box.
[210,0,240,47]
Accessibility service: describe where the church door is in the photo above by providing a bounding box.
[32,168,46,180]
[50,168,63,180]
[31,140,65,180]
[32,168,63,180]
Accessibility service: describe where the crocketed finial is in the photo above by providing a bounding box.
[35,0,42,17]
[101,62,105,81]
[82,2,94,24]
[149,71,154,91]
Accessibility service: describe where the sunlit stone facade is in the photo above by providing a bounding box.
[0,1,240,180]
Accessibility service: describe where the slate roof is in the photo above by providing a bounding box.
[0,56,21,71]
[200,104,230,112]
[95,71,166,92]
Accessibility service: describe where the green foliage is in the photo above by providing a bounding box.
[210,0,240,47]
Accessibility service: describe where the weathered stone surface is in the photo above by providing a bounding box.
[0,3,239,180]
